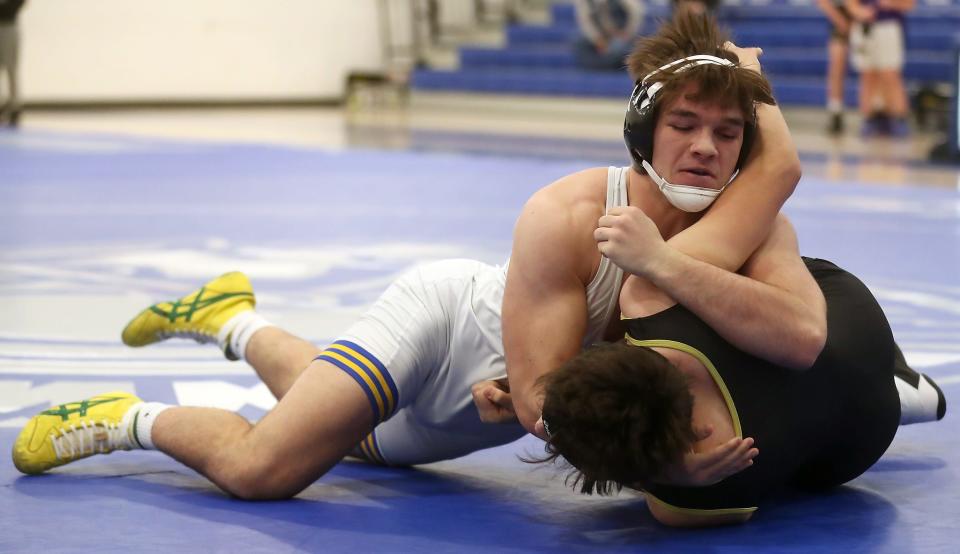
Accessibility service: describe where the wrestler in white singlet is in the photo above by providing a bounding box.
[316,167,630,465]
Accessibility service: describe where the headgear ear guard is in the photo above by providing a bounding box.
[623,54,757,174]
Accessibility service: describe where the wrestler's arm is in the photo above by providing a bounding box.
[600,72,821,367]
[610,213,825,369]
[664,99,801,273]
[502,189,590,436]
[621,42,797,275]
[737,215,827,339]
[646,221,824,525]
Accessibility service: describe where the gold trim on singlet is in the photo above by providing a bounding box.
[624,337,743,438]
[625,336,758,516]
[646,492,757,518]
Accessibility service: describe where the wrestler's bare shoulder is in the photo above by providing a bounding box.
[512,168,609,282]
[523,167,609,220]
[653,347,737,450]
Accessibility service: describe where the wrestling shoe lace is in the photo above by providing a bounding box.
[50,419,131,461]
[13,391,142,474]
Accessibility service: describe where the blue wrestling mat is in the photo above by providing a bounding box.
[0,128,957,553]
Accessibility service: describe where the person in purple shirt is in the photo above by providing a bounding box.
[846,0,915,137]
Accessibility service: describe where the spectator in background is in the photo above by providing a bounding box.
[671,0,719,16]
[817,0,853,134]
[573,0,644,71]
[846,0,915,137]
[0,0,24,127]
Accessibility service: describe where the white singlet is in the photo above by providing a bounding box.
[317,167,628,465]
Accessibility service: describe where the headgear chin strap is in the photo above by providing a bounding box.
[624,54,754,213]
[641,159,725,213]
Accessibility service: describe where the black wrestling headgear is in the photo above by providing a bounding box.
[623,54,757,173]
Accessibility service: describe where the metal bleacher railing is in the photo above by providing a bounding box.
[353,1,529,105]
[375,0,546,82]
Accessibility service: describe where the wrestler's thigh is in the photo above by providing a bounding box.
[246,359,374,487]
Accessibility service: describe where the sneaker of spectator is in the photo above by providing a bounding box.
[828,112,844,135]
[888,117,909,137]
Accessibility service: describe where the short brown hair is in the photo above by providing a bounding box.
[535,342,698,495]
[627,12,775,126]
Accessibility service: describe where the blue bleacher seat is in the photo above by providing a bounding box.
[412,1,960,106]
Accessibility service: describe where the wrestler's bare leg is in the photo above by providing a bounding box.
[152,359,372,499]
[243,326,322,400]
[120,272,321,401]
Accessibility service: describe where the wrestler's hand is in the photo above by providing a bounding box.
[723,41,763,75]
[595,206,670,276]
[657,427,759,487]
[471,378,518,424]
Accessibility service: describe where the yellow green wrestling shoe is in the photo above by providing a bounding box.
[121,271,255,360]
[12,391,142,475]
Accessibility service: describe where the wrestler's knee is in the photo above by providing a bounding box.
[216,452,308,500]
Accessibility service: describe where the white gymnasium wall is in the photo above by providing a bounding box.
[18,0,385,103]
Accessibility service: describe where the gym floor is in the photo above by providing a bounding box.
[1,98,957,552]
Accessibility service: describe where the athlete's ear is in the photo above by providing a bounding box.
[693,424,714,442]
[534,416,548,440]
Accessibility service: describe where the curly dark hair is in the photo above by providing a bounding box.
[535,341,698,495]
[626,11,776,127]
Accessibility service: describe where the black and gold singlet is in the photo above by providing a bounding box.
[631,258,900,516]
